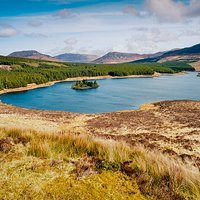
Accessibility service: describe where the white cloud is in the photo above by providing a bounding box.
[53,9,74,18]
[180,29,200,37]
[28,21,43,27]
[184,0,200,18]
[145,0,200,22]
[123,5,139,16]
[0,23,17,37]
[0,1,200,56]
[49,45,75,55]
[110,26,184,54]
[24,33,47,38]
[131,27,148,32]
[64,37,78,45]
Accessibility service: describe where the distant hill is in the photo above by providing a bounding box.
[93,51,164,64]
[8,50,60,62]
[132,43,200,63]
[93,52,149,64]
[55,53,98,63]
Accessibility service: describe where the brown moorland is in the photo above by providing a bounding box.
[0,100,199,169]
[0,100,200,199]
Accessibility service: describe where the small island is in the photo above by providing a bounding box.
[72,80,99,90]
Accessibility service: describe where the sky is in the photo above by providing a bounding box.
[0,0,200,56]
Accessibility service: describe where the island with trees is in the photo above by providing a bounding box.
[0,55,195,90]
[72,80,99,90]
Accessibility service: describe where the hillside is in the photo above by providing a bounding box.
[55,53,98,63]
[93,51,166,64]
[0,100,200,199]
[0,55,194,90]
[8,50,60,62]
[0,55,199,200]
[133,43,200,64]
[93,52,150,64]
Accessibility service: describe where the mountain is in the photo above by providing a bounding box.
[8,50,60,62]
[93,52,149,64]
[55,53,98,63]
[132,43,200,63]
[93,51,165,64]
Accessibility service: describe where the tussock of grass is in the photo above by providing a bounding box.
[127,146,200,199]
[0,128,200,200]
[3,128,131,162]
[28,140,51,158]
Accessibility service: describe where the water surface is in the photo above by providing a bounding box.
[1,72,200,113]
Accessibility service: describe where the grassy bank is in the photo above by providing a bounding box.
[0,128,199,200]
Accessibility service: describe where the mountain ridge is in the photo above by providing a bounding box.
[93,51,165,64]
[55,53,98,63]
[7,43,200,65]
[132,43,200,63]
[8,50,60,62]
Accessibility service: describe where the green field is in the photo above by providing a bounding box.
[0,56,195,89]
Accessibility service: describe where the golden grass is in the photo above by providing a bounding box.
[44,171,146,200]
[3,128,131,162]
[0,127,200,200]
[128,146,200,199]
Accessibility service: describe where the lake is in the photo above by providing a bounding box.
[1,72,200,113]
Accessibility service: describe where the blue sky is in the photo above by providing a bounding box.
[0,0,200,56]
[0,0,138,16]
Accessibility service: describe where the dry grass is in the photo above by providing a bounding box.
[3,128,131,162]
[127,146,200,199]
[190,61,200,71]
[0,127,200,199]
[86,100,200,169]
[1,100,200,170]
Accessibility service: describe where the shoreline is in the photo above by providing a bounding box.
[0,73,160,95]
[0,71,188,95]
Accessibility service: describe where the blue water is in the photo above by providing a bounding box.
[1,72,200,113]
